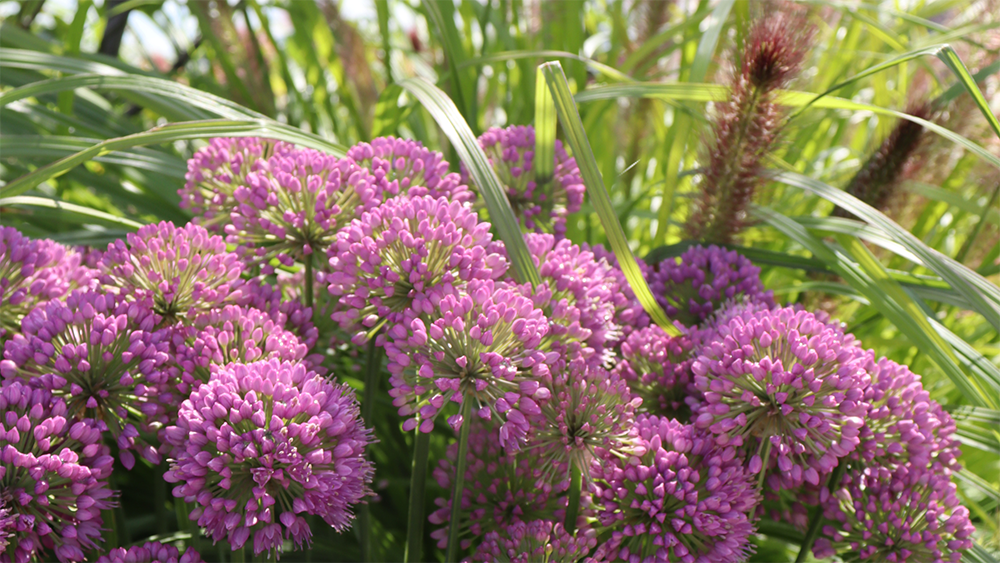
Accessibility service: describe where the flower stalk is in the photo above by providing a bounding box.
[564,464,582,534]
[794,460,847,563]
[404,431,432,563]
[445,399,474,562]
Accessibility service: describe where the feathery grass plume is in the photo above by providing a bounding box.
[685,9,814,244]
[1,290,171,469]
[833,103,932,218]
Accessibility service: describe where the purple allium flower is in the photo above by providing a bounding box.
[383,279,550,447]
[529,358,640,474]
[347,136,474,204]
[584,244,651,342]
[328,195,508,343]
[225,150,383,271]
[170,305,322,397]
[95,542,204,563]
[100,221,245,322]
[856,356,960,472]
[1,290,170,469]
[690,306,870,491]
[180,138,293,231]
[466,125,585,238]
[647,245,774,328]
[589,415,759,563]
[471,518,597,563]
[814,463,974,562]
[429,420,573,552]
[236,278,320,350]
[0,499,12,552]
[0,381,115,563]
[163,360,374,558]
[617,324,696,417]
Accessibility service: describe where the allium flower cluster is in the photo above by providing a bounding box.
[470,125,585,238]
[617,325,695,417]
[857,356,960,472]
[529,359,640,474]
[0,500,12,551]
[584,244,650,342]
[0,381,115,563]
[691,306,869,490]
[327,195,507,342]
[170,304,320,396]
[100,221,244,322]
[225,150,382,270]
[2,290,170,469]
[429,421,571,552]
[472,519,596,563]
[347,137,473,204]
[236,278,319,349]
[814,463,974,562]
[95,542,204,563]
[163,360,373,558]
[590,415,758,563]
[180,137,293,230]
[647,245,774,327]
[384,280,550,446]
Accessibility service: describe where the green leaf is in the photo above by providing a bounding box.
[539,61,678,335]
[688,0,735,83]
[0,195,143,230]
[459,50,634,82]
[1,119,347,199]
[372,84,411,138]
[397,77,540,287]
[0,135,187,178]
[422,0,475,127]
[533,66,557,187]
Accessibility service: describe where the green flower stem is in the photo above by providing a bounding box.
[360,335,383,562]
[304,254,314,309]
[565,463,583,534]
[795,460,848,563]
[404,430,432,563]
[445,399,474,562]
[232,545,246,563]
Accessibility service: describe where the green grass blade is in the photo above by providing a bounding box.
[688,0,734,82]
[0,135,187,178]
[422,0,475,126]
[0,195,143,230]
[398,77,540,287]
[459,50,634,82]
[534,66,556,187]
[539,60,678,335]
[1,119,347,199]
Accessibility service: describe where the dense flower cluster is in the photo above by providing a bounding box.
[467,125,585,238]
[347,136,474,204]
[94,542,204,563]
[163,360,373,557]
[100,221,244,322]
[590,415,758,562]
[617,325,696,417]
[472,519,597,563]
[0,381,115,563]
[2,290,170,469]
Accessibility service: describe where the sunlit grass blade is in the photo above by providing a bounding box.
[422,0,475,126]
[2,119,347,199]
[534,66,556,186]
[0,135,187,178]
[459,50,634,82]
[539,60,678,335]
[398,77,541,287]
[0,195,143,230]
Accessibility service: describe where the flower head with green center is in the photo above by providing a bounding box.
[225,149,383,272]
[1,381,115,563]
[180,137,293,231]
[589,415,759,563]
[100,221,245,323]
[383,279,550,448]
[691,306,869,491]
[617,324,696,419]
[163,359,374,558]
[2,290,170,469]
[327,195,507,344]
[814,463,974,562]
[346,136,474,204]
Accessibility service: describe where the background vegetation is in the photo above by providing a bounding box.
[0,0,997,561]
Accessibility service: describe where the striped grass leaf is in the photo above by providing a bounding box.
[0,195,143,230]
[459,50,634,82]
[533,65,557,186]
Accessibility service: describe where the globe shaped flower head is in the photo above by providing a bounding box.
[179,137,293,231]
[163,360,374,558]
[1,229,91,340]
[236,277,320,350]
[584,244,651,343]
[95,542,204,563]
[529,358,640,476]
[429,420,574,552]
[225,149,383,272]
[347,136,474,204]
[814,463,974,562]
[647,245,774,328]
[691,306,870,491]
[0,381,115,563]
[170,304,321,398]
[617,324,696,418]
[328,195,508,344]
[473,519,597,563]
[100,221,245,323]
[467,125,585,238]
[856,356,960,473]
[383,279,550,447]
[1,290,170,469]
[590,416,759,563]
